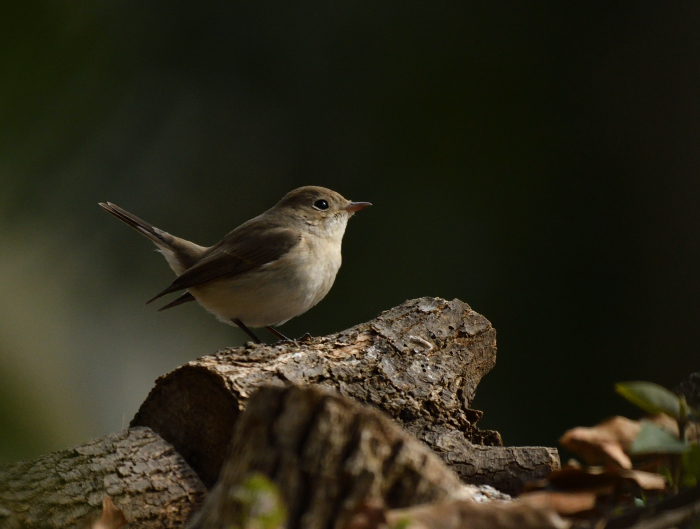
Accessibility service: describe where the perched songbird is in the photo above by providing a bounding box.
[99,186,371,343]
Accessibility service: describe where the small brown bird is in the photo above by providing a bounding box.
[99,186,371,343]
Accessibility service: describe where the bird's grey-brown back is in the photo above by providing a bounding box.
[187,186,356,286]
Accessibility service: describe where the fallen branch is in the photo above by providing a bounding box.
[133,297,559,492]
[0,297,560,527]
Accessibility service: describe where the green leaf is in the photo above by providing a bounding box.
[615,381,682,419]
[392,519,413,529]
[230,473,287,529]
[682,443,700,488]
[629,420,689,454]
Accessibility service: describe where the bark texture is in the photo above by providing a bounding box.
[0,427,205,528]
[133,297,558,492]
[431,431,560,493]
[0,297,560,528]
[187,385,475,529]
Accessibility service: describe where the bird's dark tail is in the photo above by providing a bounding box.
[99,202,175,247]
[99,202,208,277]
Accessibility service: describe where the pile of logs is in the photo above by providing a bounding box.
[0,298,560,528]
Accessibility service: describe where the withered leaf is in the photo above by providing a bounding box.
[383,500,570,529]
[518,491,598,516]
[560,416,640,468]
[647,413,699,442]
[545,464,666,493]
[92,497,127,529]
[618,469,666,490]
[342,499,388,529]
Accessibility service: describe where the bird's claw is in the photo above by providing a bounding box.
[274,332,313,346]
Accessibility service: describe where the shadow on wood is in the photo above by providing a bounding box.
[0,297,560,528]
[133,297,558,493]
[187,385,475,529]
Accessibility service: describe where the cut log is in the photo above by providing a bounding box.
[187,385,477,529]
[431,430,561,494]
[0,297,559,527]
[132,297,558,492]
[0,427,205,528]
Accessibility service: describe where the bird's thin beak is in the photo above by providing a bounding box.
[345,201,372,212]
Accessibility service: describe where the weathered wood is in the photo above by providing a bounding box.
[427,426,561,494]
[187,385,476,529]
[0,427,205,528]
[0,297,559,528]
[133,297,558,491]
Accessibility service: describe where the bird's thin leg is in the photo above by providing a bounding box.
[232,319,262,344]
[264,326,291,342]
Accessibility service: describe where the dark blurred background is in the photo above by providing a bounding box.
[2,2,699,464]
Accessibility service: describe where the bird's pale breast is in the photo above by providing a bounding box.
[189,232,343,328]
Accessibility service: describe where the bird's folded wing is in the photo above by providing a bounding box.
[157,291,196,311]
[147,226,301,304]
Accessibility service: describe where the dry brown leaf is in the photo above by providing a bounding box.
[92,497,128,529]
[618,469,667,491]
[545,465,618,494]
[647,413,699,441]
[559,416,640,468]
[343,500,388,529]
[518,491,598,516]
[384,500,570,529]
[544,464,666,495]
[647,412,680,434]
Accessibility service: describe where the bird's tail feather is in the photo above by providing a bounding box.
[99,202,175,248]
[157,291,195,310]
[99,202,208,275]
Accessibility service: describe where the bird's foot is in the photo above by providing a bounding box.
[264,326,292,342]
[264,326,314,345]
[283,333,314,346]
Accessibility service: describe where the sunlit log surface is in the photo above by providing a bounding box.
[133,297,558,493]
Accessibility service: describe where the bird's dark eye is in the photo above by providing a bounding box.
[313,199,329,210]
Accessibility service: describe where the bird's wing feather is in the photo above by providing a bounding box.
[157,291,196,311]
[147,225,301,303]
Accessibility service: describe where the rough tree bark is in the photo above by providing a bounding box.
[0,427,205,528]
[187,385,480,529]
[133,297,559,493]
[0,297,560,528]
